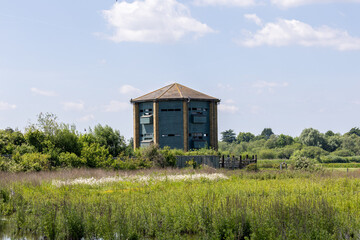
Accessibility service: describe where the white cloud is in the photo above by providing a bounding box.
[102,0,214,43]
[104,101,131,112]
[119,85,143,95]
[218,104,239,113]
[0,101,16,110]
[244,14,262,26]
[239,18,360,51]
[252,81,288,93]
[31,87,57,97]
[62,101,84,111]
[77,114,95,123]
[193,0,257,7]
[271,0,360,8]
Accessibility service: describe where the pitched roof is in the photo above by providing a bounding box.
[131,83,220,103]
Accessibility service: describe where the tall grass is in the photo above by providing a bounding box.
[1,169,360,239]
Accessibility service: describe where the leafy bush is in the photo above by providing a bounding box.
[19,153,51,171]
[291,146,328,160]
[246,163,259,172]
[80,143,112,168]
[332,149,354,157]
[293,156,317,171]
[58,152,85,168]
[259,149,277,159]
[112,156,152,170]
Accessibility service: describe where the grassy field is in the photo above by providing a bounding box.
[1,168,360,239]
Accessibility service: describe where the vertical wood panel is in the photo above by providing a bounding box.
[133,103,140,150]
[153,101,159,145]
[183,101,188,151]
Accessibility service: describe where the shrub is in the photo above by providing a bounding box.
[291,146,328,160]
[259,149,277,159]
[19,153,51,171]
[332,149,354,157]
[58,152,85,168]
[293,156,317,171]
[160,146,177,167]
[80,143,113,168]
[246,163,259,172]
[112,156,152,170]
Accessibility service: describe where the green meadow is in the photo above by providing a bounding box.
[1,169,360,240]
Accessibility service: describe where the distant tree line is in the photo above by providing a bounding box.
[220,127,360,161]
[0,113,219,172]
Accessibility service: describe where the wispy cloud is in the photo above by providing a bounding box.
[271,0,360,8]
[0,101,16,110]
[104,101,131,112]
[101,0,214,43]
[244,14,262,26]
[62,101,84,111]
[239,18,360,51]
[119,85,143,95]
[252,81,289,93]
[193,0,257,7]
[31,87,57,97]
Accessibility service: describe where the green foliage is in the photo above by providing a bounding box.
[299,128,326,149]
[53,125,82,156]
[341,134,360,155]
[19,153,51,171]
[291,146,328,160]
[236,132,255,143]
[2,170,360,239]
[260,128,274,140]
[332,149,354,157]
[58,152,85,168]
[348,127,360,137]
[293,156,317,170]
[221,129,236,143]
[258,149,277,159]
[80,143,112,168]
[245,163,258,171]
[112,156,152,170]
[93,124,126,157]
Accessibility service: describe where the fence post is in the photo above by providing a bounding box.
[255,155,257,164]
[221,155,225,168]
[239,155,242,169]
[227,155,230,168]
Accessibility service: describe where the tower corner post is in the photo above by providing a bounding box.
[133,102,140,150]
[183,101,188,152]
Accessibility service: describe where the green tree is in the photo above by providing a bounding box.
[347,127,360,137]
[92,124,126,157]
[221,129,236,143]
[236,132,255,143]
[325,130,335,137]
[53,125,82,156]
[299,128,326,148]
[260,128,274,140]
[276,134,294,148]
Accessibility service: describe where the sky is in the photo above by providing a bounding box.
[1,0,360,141]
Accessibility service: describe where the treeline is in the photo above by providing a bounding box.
[0,113,218,172]
[219,127,360,162]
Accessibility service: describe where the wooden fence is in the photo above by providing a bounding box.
[176,155,220,168]
[176,155,257,169]
[219,155,257,169]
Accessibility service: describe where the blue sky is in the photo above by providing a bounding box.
[1,0,360,141]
